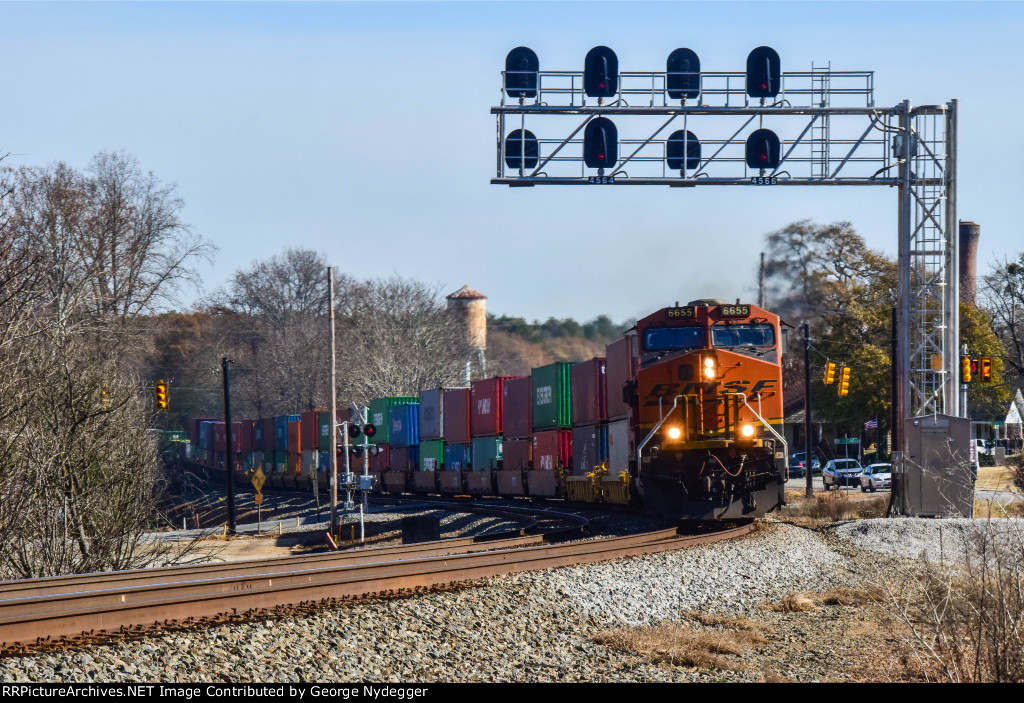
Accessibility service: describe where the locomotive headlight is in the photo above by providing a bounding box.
[703,356,716,379]
[667,427,682,440]
[741,424,755,438]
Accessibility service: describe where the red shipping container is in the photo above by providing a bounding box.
[287,420,301,454]
[502,377,533,439]
[390,446,418,472]
[606,333,638,421]
[287,453,302,475]
[503,438,533,470]
[369,444,391,472]
[262,417,277,451]
[443,388,471,444]
[471,376,521,438]
[571,358,607,426]
[301,410,322,450]
[240,421,253,454]
[532,430,572,470]
[231,422,243,454]
[213,422,226,453]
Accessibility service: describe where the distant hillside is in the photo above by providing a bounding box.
[486,314,634,376]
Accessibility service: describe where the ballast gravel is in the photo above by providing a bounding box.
[2,517,1003,683]
[834,517,1024,564]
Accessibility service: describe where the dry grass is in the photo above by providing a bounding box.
[593,615,768,670]
[975,464,1020,493]
[762,587,882,612]
[781,490,889,525]
[974,499,1024,519]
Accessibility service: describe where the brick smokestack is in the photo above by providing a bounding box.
[959,220,980,307]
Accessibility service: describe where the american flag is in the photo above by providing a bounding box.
[864,417,878,430]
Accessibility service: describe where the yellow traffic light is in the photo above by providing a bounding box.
[961,355,972,384]
[100,385,109,411]
[979,357,993,383]
[154,380,169,411]
[823,361,836,385]
[837,366,851,397]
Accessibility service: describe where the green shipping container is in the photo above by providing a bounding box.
[532,362,573,430]
[368,396,418,444]
[274,450,288,475]
[420,440,444,472]
[318,413,332,451]
[471,436,503,471]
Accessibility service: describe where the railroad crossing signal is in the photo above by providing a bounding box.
[823,361,837,385]
[837,366,851,397]
[979,357,993,383]
[348,424,362,439]
[154,380,169,411]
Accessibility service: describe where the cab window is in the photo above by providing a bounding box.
[711,323,775,348]
[644,326,705,351]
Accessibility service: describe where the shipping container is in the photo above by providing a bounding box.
[191,418,216,446]
[232,422,244,454]
[253,419,265,451]
[532,429,572,470]
[262,418,277,451]
[471,377,520,438]
[368,397,417,444]
[273,450,288,475]
[213,422,226,453]
[418,389,446,441]
[420,439,444,472]
[389,446,419,472]
[502,377,533,439]
[288,420,302,454]
[572,425,608,476]
[532,362,573,430]
[239,421,254,454]
[287,453,302,475]
[571,358,607,426]
[252,450,264,472]
[275,415,300,451]
[607,419,631,474]
[471,436,503,470]
[442,388,471,444]
[369,444,391,472]
[388,403,420,447]
[318,450,331,473]
[605,332,638,421]
[301,411,321,450]
[302,449,318,474]
[317,408,353,450]
[444,443,471,471]
[502,438,532,470]
[198,421,213,451]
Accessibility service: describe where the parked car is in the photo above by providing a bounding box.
[822,458,863,489]
[788,452,821,478]
[859,463,892,492]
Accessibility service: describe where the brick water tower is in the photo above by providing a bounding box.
[447,285,487,379]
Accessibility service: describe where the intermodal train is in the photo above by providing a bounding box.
[186,300,787,521]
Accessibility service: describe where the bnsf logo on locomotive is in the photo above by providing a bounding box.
[643,379,777,405]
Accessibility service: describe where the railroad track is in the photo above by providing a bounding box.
[0,520,753,653]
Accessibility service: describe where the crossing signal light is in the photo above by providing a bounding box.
[980,357,993,383]
[746,46,781,99]
[961,355,972,384]
[666,130,701,171]
[745,129,781,169]
[504,129,539,170]
[584,46,618,98]
[154,380,169,411]
[823,361,836,385]
[504,46,539,99]
[583,117,618,169]
[666,48,700,101]
[363,424,377,438]
[348,424,362,439]
[837,366,851,397]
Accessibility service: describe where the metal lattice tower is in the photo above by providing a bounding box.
[491,61,959,443]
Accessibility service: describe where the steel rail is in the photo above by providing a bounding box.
[0,523,751,648]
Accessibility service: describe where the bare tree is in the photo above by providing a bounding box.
[983,254,1024,389]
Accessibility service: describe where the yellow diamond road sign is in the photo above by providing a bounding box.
[251,467,266,492]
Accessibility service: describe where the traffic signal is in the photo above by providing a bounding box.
[583,117,618,169]
[505,46,539,99]
[154,380,169,411]
[746,46,781,99]
[363,424,377,438]
[584,46,618,98]
[837,366,851,396]
[666,48,700,101]
[100,385,109,411]
[666,130,701,171]
[960,355,972,384]
[504,129,539,170]
[980,357,993,383]
[745,129,781,170]
[348,424,361,439]
[823,361,836,385]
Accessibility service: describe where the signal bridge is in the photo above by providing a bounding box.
[491,46,958,438]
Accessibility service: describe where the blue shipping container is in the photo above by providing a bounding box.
[444,444,471,471]
[198,421,211,451]
[318,450,331,473]
[388,403,420,448]
[275,415,301,451]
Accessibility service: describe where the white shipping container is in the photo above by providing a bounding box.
[607,420,631,474]
[302,450,318,475]
[418,388,445,441]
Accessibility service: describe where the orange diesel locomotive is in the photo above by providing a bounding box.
[626,300,787,519]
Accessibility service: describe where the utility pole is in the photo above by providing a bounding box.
[222,356,235,535]
[328,267,339,537]
[803,323,812,499]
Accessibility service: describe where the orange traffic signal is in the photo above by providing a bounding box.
[154,380,169,411]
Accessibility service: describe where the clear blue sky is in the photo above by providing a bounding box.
[1,1,1020,323]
